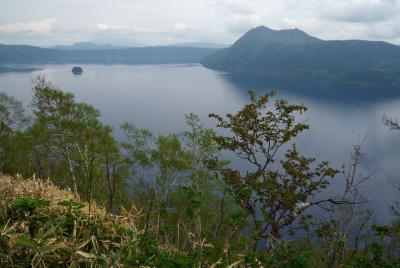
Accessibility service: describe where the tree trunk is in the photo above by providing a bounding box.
[65,149,78,194]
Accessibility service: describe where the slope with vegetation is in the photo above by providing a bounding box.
[202,26,400,88]
[2,79,400,266]
[0,174,204,267]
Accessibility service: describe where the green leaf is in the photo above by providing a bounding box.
[14,236,37,249]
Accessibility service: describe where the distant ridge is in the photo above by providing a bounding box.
[0,44,219,65]
[52,42,128,50]
[202,26,400,88]
[167,42,228,49]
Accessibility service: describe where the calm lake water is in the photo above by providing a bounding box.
[1,63,400,222]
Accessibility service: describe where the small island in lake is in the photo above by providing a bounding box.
[72,66,83,75]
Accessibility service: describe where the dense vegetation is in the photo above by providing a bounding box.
[202,26,400,88]
[0,175,209,267]
[0,45,217,65]
[2,77,400,267]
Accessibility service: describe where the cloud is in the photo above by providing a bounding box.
[217,1,254,15]
[319,0,400,23]
[280,15,400,42]
[97,23,128,31]
[1,0,400,45]
[173,23,190,32]
[0,19,57,34]
[172,23,210,34]
[96,23,159,34]
[275,0,400,43]
[93,21,225,44]
[227,15,264,34]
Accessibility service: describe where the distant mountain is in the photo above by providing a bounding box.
[91,37,146,48]
[233,26,321,46]
[0,44,219,65]
[168,42,228,49]
[52,42,128,50]
[202,26,400,88]
[52,41,226,50]
[0,65,39,72]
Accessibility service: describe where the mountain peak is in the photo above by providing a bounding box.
[251,25,273,31]
[233,26,321,48]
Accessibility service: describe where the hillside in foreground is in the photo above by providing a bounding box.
[0,174,203,267]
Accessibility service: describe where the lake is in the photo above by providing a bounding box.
[1,63,400,222]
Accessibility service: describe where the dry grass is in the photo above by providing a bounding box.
[0,174,196,267]
[0,173,144,229]
[0,173,106,216]
[0,174,247,267]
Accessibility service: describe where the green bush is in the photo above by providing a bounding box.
[1,197,201,267]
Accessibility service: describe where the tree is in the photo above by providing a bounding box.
[121,122,154,226]
[209,91,347,250]
[121,122,153,181]
[0,92,27,138]
[31,76,101,195]
[310,140,377,267]
[151,133,190,243]
[29,77,129,210]
[0,92,29,172]
[99,125,127,213]
[182,113,219,239]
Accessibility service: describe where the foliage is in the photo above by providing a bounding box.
[209,91,339,249]
[0,92,27,137]
[3,79,400,266]
[0,193,200,267]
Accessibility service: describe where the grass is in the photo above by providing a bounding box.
[0,174,201,267]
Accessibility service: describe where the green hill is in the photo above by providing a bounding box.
[202,26,400,88]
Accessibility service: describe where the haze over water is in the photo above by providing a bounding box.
[1,63,400,222]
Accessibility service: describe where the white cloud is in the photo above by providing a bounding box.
[97,23,127,31]
[173,23,190,32]
[275,0,400,43]
[0,19,57,34]
[217,1,254,16]
[1,0,400,45]
[319,0,400,23]
[93,21,223,45]
[227,14,265,34]
[96,23,159,34]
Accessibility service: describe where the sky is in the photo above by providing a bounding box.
[0,0,400,46]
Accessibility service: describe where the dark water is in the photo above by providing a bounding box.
[1,64,400,222]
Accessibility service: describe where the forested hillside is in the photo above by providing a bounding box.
[2,78,400,267]
[202,26,400,88]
